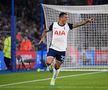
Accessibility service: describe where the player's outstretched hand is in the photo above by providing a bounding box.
[88,17,95,23]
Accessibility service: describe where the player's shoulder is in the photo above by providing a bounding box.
[67,23,73,26]
[53,22,58,25]
[67,23,73,30]
[49,22,57,26]
[49,22,56,31]
[51,22,59,27]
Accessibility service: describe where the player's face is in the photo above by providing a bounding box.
[61,15,69,24]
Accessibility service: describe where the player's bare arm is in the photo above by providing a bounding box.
[38,29,49,45]
[73,17,95,28]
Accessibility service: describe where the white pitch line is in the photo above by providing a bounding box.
[0,71,105,88]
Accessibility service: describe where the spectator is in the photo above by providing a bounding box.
[86,0,93,5]
[16,32,22,41]
[3,33,11,70]
[20,36,32,51]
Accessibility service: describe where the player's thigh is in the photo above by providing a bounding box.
[46,48,56,64]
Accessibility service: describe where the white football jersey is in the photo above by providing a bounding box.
[49,22,73,51]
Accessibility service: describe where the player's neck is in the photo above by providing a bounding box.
[58,21,65,26]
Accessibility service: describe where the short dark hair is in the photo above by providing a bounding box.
[59,12,67,18]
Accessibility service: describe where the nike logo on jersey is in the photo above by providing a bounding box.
[54,30,65,35]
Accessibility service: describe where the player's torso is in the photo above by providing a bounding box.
[50,22,70,51]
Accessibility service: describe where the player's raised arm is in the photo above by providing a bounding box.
[73,17,95,28]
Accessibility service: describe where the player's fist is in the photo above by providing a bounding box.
[88,17,95,22]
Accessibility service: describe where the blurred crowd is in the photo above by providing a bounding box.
[44,0,108,5]
[0,0,108,51]
[0,0,44,51]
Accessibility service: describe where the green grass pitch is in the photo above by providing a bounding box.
[0,71,108,90]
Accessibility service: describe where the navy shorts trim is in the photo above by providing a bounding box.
[47,48,66,63]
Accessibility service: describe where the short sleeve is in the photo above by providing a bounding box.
[48,23,53,32]
[68,23,73,30]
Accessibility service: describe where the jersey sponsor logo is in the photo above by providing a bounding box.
[54,30,65,35]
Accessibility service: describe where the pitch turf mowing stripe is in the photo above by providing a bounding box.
[1,86,108,89]
[0,71,104,88]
